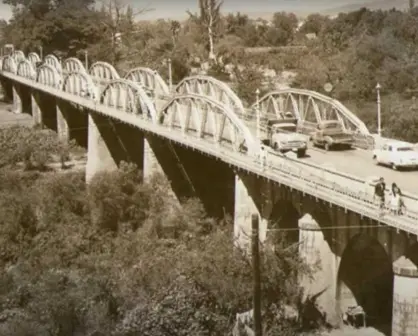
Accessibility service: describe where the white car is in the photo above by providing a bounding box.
[373,141,418,170]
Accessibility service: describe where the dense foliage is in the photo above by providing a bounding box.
[0,126,318,335]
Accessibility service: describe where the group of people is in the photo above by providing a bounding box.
[374,177,405,215]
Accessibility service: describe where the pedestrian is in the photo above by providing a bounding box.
[374,177,386,214]
[391,183,406,215]
[390,183,401,215]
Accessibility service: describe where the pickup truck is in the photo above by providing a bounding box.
[265,118,308,158]
[312,120,354,151]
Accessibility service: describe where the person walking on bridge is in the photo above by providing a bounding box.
[374,177,386,214]
[390,183,405,215]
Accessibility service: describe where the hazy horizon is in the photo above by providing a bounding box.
[0,0,408,21]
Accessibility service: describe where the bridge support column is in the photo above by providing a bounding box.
[31,93,42,126]
[12,84,22,114]
[56,101,70,142]
[234,174,266,250]
[143,136,163,180]
[392,257,418,336]
[0,80,5,101]
[86,113,117,183]
[298,214,339,325]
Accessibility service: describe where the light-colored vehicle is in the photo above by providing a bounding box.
[266,118,308,158]
[312,120,354,151]
[373,141,418,170]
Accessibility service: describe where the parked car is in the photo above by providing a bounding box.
[312,120,354,151]
[373,141,418,170]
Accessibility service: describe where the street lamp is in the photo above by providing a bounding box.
[168,58,172,92]
[84,50,89,70]
[376,83,381,137]
[255,88,260,139]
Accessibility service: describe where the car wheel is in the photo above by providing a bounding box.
[324,143,330,151]
[273,142,278,150]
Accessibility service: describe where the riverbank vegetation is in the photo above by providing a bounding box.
[0,125,320,335]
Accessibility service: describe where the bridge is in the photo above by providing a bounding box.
[1,49,418,336]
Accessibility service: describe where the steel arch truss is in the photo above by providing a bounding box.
[255,89,370,134]
[17,59,36,80]
[36,64,62,89]
[89,61,119,82]
[63,71,99,100]
[158,94,256,153]
[63,58,86,73]
[12,50,26,63]
[2,56,17,73]
[44,54,62,73]
[28,52,40,67]
[175,75,246,116]
[124,67,169,97]
[100,79,157,122]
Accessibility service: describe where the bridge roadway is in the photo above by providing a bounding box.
[306,146,418,194]
[2,69,418,238]
[243,120,418,197]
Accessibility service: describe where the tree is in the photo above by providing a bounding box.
[2,0,100,55]
[270,11,299,46]
[188,0,223,61]
[94,0,154,64]
[170,20,181,47]
[299,13,330,35]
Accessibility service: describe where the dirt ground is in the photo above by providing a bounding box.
[0,101,34,128]
[303,326,385,336]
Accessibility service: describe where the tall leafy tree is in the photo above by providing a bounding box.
[2,0,101,56]
[188,0,223,61]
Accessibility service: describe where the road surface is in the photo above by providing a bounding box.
[244,121,418,196]
[303,145,418,196]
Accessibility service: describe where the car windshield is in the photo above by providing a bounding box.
[397,147,414,152]
[276,125,296,132]
[324,122,342,129]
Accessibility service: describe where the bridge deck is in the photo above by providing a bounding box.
[2,70,418,238]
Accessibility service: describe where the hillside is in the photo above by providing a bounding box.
[322,0,409,15]
[242,0,409,20]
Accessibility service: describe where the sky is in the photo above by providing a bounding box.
[0,0,407,21]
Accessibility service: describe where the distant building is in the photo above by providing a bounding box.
[305,33,317,40]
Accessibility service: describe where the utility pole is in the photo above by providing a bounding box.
[168,58,172,92]
[255,88,260,139]
[376,83,381,137]
[251,214,262,336]
[84,50,89,70]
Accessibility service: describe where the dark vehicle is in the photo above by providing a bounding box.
[312,120,354,151]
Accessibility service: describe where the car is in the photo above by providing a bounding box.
[312,120,354,151]
[373,141,418,170]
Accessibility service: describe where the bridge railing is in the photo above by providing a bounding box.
[269,151,418,214]
[258,151,418,225]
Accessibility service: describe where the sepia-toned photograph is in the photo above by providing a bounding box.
[0,0,416,335]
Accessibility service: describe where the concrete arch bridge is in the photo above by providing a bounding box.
[1,51,418,336]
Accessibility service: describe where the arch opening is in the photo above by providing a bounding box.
[255,89,370,135]
[175,75,246,116]
[100,79,157,123]
[337,234,393,334]
[158,94,256,154]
